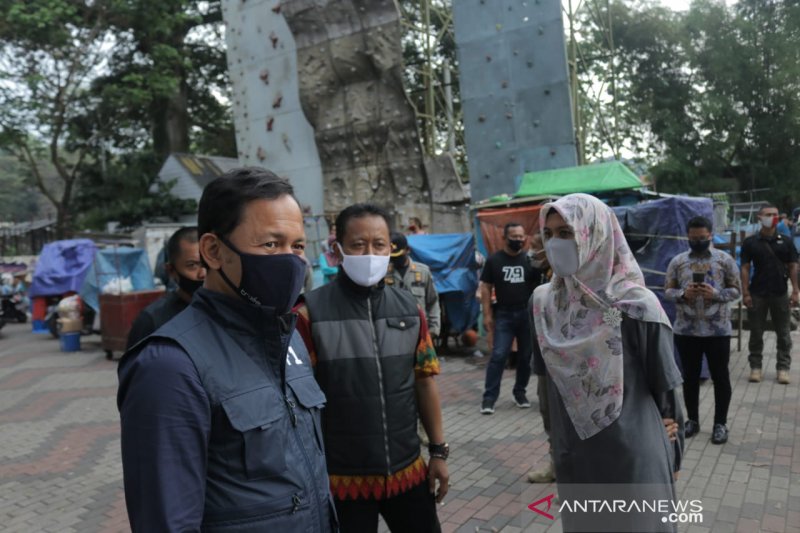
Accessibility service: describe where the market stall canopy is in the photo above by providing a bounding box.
[476,204,543,256]
[80,247,155,312]
[29,239,97,298]
[514,161,643,198]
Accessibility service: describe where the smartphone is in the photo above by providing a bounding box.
[692,272,705,285]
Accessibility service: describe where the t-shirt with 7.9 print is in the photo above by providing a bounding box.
[480,250,538,309]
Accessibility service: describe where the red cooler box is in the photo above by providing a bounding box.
[100,289,165,360]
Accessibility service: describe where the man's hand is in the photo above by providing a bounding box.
[743,293,753,308]
[791,291,799,307]
[663,418,678,442]
[683,286,699,302]
[697,283,715,300]
[428,457,449,503]
[673,471,680,482]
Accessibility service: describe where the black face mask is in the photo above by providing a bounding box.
[507,239,524,252]
[217,236,306,314]
[391,254,408,269]
[176,273,204,296]
[688,239,711,253]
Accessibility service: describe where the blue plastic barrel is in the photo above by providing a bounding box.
[59,332,81,352]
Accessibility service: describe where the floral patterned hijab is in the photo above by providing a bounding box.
[532,194,671,440]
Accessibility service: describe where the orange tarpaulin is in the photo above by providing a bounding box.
[476,204,544,256]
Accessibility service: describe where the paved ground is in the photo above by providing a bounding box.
[0,321,798,532]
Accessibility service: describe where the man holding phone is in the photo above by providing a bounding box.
[665,216,741,444]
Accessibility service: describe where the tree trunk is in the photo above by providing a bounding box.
[152,76,191,161]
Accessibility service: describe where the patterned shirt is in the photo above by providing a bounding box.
[664,247,741,336]
[294,304,440,500]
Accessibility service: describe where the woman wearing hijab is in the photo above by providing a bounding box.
[531,194,684,532]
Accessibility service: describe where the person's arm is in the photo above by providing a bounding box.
[126,311,156,351]
[789,262,799,305]
[424,273,441,337]
[740,241,753,307]
[663,258,685,302]
[118,342,211,532]
[710,256,741,303]
[412,308,448,502]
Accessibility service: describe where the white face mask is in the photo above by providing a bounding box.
[544,238,580,278]
[337,243,390,287]
[760,215,777,229]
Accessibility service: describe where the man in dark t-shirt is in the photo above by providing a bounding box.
[480,222,542,414]
[740,204,799,384]
[126,228,207,349]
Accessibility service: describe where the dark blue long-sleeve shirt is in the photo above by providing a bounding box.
[118,340,211,532]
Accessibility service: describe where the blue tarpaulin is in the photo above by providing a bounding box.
[408,233,480,334]
[613,196,714,303]
[80,247,155,312]
[29,239,97,298]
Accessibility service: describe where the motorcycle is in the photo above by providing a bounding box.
[1,293,28,323]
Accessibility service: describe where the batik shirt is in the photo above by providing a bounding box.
[664,247,741,336]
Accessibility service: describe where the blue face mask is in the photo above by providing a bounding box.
[217,236,306,314]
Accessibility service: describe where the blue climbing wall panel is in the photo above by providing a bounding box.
[454,0,578,203]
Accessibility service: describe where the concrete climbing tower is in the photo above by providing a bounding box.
[221,0,325,217]
[454,0,578,203]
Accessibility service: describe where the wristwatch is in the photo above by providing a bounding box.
[428,442,449,460]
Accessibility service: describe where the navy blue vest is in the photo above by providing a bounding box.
[126,289,335,532]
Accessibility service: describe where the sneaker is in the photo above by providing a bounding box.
[684,420,700,439]
[777,370,790,384]
[514,393,531,408]
[527,461,556,483]
[711,424,728,445]
[480,399,495,415]
[749,368,762,383]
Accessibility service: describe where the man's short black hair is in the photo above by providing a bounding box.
[503,222,523,237]
[198,167,298,238]
[758,203,777,214]
[166,227,199,264]
[687,216,712,233]
[335,203,392,243]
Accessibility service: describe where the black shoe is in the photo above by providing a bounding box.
[684,420,700,438]
[480,399,495,415]
[514,393,531,408]
[711,424,728,444]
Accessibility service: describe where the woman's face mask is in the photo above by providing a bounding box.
[544,238,580,277]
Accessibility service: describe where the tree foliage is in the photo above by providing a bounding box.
[0,0,234,235]
[579,0,800,208]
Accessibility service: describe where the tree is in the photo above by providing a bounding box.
[0,0,115,237]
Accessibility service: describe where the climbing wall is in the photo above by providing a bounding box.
[221,0,325,216]
[454,0,578,203]
[281,0,433,223]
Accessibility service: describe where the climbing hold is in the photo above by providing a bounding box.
[259,69,269,84]
[282,133,291,153]
[501,80,508,89]
[272,93,283,108]
[538,26,544,35]
[257,147,267,161]
[267,116,274,131]
[495,141,502,149]
[478,115,486,122]
[496,23,502,31]
[486,55,492,62]
[270,31,279,48]
[272,2,281,13]
[527,60,534,68]
[550,149,557,156]
[505,112,513,119]
[544,89,551,95]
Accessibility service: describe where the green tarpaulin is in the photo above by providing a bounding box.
[513,161,643,197]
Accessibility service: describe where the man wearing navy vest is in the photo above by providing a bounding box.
[296,203,449,533]
[118,169,336,532]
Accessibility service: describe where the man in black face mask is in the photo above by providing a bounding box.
[385,232,441,339]
[118,168,336,533]
[665,216,741,445]
[479,222,537,415]
[126,227,206,349]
